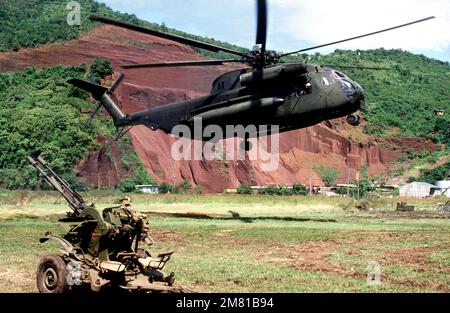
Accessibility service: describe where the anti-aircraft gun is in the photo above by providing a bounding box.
[28,156,186,293]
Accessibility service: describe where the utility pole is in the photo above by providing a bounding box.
[347,164,350,197]
[356,172,360,200]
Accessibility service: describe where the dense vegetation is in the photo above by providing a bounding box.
[414,162,450,184]
[0,64,97,188]
[1,0,104,51]
[0,61,150,189]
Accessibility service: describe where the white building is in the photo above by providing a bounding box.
[399,182,437,198]
[135,185,159,194]
[433,181,450,197]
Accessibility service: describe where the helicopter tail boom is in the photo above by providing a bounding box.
[68,78,127,127]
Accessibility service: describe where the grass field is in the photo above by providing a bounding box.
[0,190,449,293]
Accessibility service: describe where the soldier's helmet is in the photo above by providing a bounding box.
[119,196,132,207]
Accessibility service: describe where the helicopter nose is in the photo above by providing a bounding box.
[355,83,365,101]
[354,83,365,108]
[340,79,364,107]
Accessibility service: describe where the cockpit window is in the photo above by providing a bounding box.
[322,70,336,86]
[333,71,349,80]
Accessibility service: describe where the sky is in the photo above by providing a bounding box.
[99,0,450,63]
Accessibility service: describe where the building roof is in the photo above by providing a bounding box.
[400,182,438,189]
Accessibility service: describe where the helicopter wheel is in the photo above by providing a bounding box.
[346,113,361,126]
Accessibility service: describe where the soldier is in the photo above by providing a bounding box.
[118,196,149,242]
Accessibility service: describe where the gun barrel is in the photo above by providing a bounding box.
[27,156,38,166]
[27,156,87,216]
[37,156,47,165]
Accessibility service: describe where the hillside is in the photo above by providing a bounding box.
[0,1,449,191]
[0,0,244,58]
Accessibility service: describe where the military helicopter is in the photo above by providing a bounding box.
[69,0,434,150]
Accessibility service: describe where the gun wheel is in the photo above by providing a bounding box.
[37,254,70,293]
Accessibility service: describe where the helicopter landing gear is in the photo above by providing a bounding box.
[346,113,361,126]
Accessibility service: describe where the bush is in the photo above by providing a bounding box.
[159,182,172,194]
[276,185,294,196]
[117,179,136,193]
[171,186,182,194]
[157,181,201,194]
[194,186,204,194]
[90,58,113,82]
[179,179,192,192]
[292,183,308,195]
[259,184,307,196]
[117,170,154,193]
[237,184,253,195]
[259,185,278,195]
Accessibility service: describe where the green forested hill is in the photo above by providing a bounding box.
[0,0,112,51]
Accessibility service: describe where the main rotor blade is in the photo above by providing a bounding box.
[280,16,435,57]
[321,64,392,70]
[256,0,268,54]
[121,59,243,69]
[90,15,247,58]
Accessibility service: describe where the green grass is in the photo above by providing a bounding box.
[0,192,450,292]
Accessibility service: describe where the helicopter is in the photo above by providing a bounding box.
[69,0,434,150]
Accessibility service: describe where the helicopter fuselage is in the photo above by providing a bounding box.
[117,61,365,140]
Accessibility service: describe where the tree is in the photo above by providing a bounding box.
[338,179,376,198]
[435,118,450,145]
[117,179,137,193]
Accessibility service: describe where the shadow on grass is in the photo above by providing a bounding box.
[144,211,337,224]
